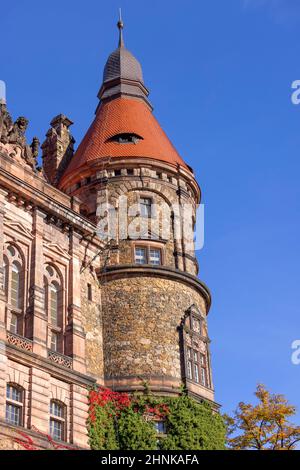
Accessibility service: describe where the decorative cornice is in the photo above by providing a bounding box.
[104,374,182,396]
[97,264,211,312]
[0,159,98,237]
[4,218,33,239]
[64,156,201,205]
[5,342,95,387]
[43,242,71,259]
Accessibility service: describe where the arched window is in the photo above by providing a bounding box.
[4,244,25,335]
[50,400,66,441]
[3,257,8,295]
[11,262,21,309]
[50,283,59,326]
[6,383,24,427]
[44,265,64,354]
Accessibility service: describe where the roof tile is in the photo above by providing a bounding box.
[60,97,188,187]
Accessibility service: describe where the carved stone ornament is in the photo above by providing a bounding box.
[0,100,13,144]
[0,103,40,171]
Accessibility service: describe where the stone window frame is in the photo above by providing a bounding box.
[6,382,25,428]
[180,305,212,390]
[137,192,160,221]
[132,240,164,266]
[3,243,26,337]
[49,399,67,442]
[139,196,152,218]
[154,420,167,435]
[126,189,172,235]
[44,263,65,355]
[143,412,167,439]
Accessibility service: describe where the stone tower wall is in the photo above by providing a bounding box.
[100,274,213,402]
[73,160,200,276]
[75,159,214,403]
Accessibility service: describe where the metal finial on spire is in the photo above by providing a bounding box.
[117,8,124,48]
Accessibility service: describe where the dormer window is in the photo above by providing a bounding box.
[108,133,143,144]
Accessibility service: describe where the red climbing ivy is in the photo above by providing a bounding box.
[88,386,226,450]
[89,387,131,422]
[14,426,76,450]
[11,387,225,450]
[88,387,169,450]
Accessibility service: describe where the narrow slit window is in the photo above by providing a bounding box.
[11,262,20,309]
[3,260,7,295]
[87,283,93,302]
[10,313,18,334]
[50,284,59,326]
[51,332,58,352]
[200,354,208,387]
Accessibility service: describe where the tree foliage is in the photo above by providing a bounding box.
[225,384,300,450]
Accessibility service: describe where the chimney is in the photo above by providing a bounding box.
[41,114,75,186]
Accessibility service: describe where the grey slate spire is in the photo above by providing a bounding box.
[97,14,152,110]
[117,8,124,48]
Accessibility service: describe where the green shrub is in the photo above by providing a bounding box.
[87,387,226,451]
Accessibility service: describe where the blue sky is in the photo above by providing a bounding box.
[2,0,300,420]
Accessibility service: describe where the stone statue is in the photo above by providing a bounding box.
[7,116,39,170]
[27,136,40,169]
[0,106,40,171]
[0,101,13,144]
[8,116,29,147]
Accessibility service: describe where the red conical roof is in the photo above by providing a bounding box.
[59,18,191,190]
[59,97,188,188]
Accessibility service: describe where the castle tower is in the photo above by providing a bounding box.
[59,19,215,405]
